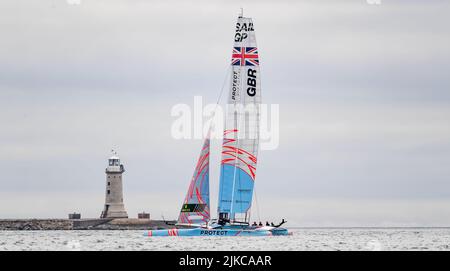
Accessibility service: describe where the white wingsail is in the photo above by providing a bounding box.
[217,14,261,223]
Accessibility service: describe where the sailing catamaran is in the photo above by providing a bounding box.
[145,12,289,237]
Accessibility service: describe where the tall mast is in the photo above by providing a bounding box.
[217,14,261,224]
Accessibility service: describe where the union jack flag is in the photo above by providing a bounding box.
[231,47,259,66]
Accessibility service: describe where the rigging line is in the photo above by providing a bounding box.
[203,65,231,139]
[208,65,231,135]
[210,28,237,124]
[253,185,261,223]
[215,65,232,107]
[202,64,231,135]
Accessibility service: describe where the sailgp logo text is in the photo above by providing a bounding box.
[235,22,254,42]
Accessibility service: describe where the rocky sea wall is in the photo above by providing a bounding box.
[0,219,176,230]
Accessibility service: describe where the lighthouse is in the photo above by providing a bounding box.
[100,152,128,219]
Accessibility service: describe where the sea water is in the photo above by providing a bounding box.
[0,228,449,251]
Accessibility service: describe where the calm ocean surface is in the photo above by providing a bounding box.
[1,228,449,251]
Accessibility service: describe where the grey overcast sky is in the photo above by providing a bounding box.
[1,0,450,226]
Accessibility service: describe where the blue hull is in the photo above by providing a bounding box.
[144,227,290,237]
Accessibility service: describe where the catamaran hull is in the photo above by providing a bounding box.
[144,227,290,237]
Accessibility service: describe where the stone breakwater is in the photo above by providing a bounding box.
[0,219,72,230]
[0,219,177,230]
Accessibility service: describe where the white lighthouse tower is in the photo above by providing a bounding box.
[100,151,128,219]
